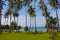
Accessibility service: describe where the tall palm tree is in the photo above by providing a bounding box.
[13,0,22,32]
[4,12,9,25]
[3,0,22,32]
[28,6,36,32]
[0,0,2,33]
[49,0,60,31]
[0,0,9,33]
[0,0,5,33]
[39,0,50,32]
[33,0,37,33]
[7,0,13,32]
[13,12,17,23]
[13,11,19,31]
[22,0,32,31]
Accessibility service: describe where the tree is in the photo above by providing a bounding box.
[49,0,60,31]
[13,11,19,22]
[11,21,17,30]
[13,11,19,31]
[13,0,23,32]
[8,0,14,32]
[8,0,22,32]
[33,0,37,33]
[22,0,32,31]
[0,0,7,33]
[39,0,50,32]
[4,10,10,25]
[0,0,2,33]
[24,26,28,32]
[28,6,36,32]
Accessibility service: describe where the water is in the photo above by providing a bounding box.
[20,27,47,32]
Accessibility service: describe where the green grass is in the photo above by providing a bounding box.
[0,32,60,40]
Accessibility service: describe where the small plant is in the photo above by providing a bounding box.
[24,26,28,32]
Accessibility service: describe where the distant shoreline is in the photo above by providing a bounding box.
[19,27,47,32]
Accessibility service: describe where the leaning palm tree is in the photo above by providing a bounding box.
[39,0,50,32]
[49,0,60,31]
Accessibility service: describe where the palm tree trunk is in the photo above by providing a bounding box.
[14,17,15,22]
[9,14,12,32]
[29,17,31,32]
[0,0,2,33]
[35,16,37,33]
[17,17,18,26]
[56,8,59,31]
[34,0,37,33]
[25,6,27,27]
[31,18,33,32]
[0,9,1,33]
[16,16,18,32]
[46,17,49,32]
[7,17,8,25]
[5,18,6,25]
[26,10,27,27]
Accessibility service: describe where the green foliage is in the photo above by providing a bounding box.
[1,25,9,29]
[49,0,60,8]
[28,6,36,17]
[24,26,28,32]
[4,25,9,29]
[13,11,19,17]
[18,26,21,30]
[23,0,32,6]
[11,21,17,30]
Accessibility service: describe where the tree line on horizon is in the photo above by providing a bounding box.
[0,0,60,33]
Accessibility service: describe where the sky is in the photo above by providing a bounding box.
[1,0,60,27]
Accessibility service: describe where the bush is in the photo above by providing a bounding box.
[24,26,28,32]
[5,25,9,29]
[1,25,9,29]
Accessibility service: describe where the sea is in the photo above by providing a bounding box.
[19,27,47,32]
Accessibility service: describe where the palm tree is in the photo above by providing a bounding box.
[13,12,17,23]
[4,10,10,25]
[39,0,50,32]
[0,0,2,33]
[8,0,21,32]
[28,6,36,32]
[8,0,14,32]
[13,11,19,31]
[0,0,6,33]
[22,0,32,32]
[13,0,23,32]
[49,0,60,31]
[4,13,8,25]
[33,0,37,33]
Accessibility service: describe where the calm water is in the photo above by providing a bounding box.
[20,27,47,32]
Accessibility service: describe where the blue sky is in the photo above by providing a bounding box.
[1,0,60,27]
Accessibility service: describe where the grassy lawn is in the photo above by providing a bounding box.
[0,32,60,40]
